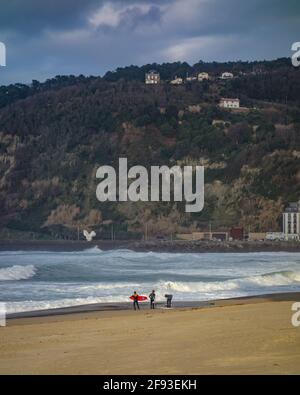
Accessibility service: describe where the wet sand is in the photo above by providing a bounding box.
[1,293,300,375]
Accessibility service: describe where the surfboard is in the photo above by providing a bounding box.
[130,295,148,301]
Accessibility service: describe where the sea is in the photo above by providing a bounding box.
[0,247,300,314]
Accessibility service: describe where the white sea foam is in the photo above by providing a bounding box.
[4,269,300,313]
[82,246,103,254]
[5,295,129,314]
[246,270,300,286]
[1,250,300,313]
[0,265,36,281]
[157,270,300,294]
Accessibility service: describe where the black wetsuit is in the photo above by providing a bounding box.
[149,293,155,309]
[132,295,140,310]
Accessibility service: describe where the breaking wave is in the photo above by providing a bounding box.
[1,249,300,313]
[158,270,300,294]
[5,295,128,314]
[0,265,36,281]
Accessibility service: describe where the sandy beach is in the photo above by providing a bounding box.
[1,293,300,375]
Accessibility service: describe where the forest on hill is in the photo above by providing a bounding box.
[0,58,299,240]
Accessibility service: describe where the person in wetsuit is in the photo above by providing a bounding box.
[131,291,140,310]
[149,290,156,309]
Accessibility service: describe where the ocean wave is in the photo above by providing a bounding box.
[76,282,142,291]
[5,295,129,314]
[157,270,300,294]
[248,270,300,285]
[0,265,36,281]
[82,246,103,253]
[1,249,300,313]
[4,269,300,313]
[158,280,238,293]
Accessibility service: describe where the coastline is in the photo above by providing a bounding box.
[1,239,300,253]
[2,242,300,374]
[2,291,300,374]
[7,291,300,319]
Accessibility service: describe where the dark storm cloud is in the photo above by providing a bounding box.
[0,0,299,84]
[0,0,99,33]
[0,0,166,33]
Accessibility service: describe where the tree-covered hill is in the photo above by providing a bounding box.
[0,58,299,240]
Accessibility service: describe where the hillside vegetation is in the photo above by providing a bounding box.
[0,58,300,240]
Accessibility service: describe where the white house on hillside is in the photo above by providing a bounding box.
[170,76,183,85]
[145,70,160,84]
[186,76,197,82]
[219,98,240,109]
[198,72,209,81]
[221,72,234,80]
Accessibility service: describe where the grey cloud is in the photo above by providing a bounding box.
[0,0,100,34]
[0,0,299,84]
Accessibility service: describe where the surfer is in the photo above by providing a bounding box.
[131,291,140,310]
[149,290,156,309]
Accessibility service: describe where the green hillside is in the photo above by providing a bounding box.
[0,59,300,240]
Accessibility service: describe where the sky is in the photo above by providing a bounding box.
[0,0,299,84]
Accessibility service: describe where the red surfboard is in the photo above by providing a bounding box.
[130,295,148,302]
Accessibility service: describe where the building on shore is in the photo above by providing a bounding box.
[219,98,240,109]
[248,232,267,241]
[266,232,285,241]
[283,201,300,241]
[145,70,160,84]
[230,227,244,240]
[198,72,209,81]
[176,232,205,241]
[210,232,229,241]
[176,231,228,241]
